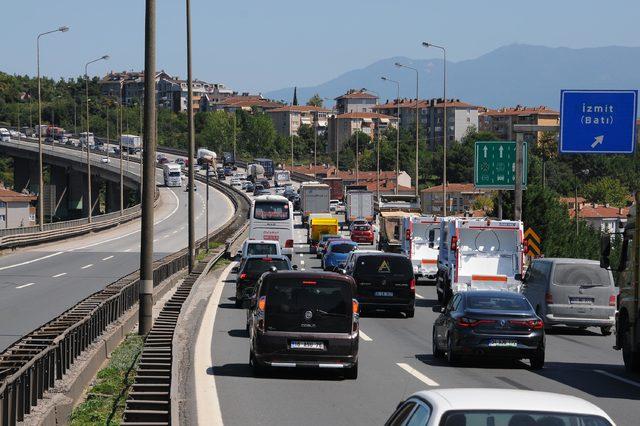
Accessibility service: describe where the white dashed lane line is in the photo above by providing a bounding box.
[359,331,373,341]
[300,260,305,265]
[102,255,114,261]
[397,363,439,386]
[124,248,132,252]
[415,294,425,299]
[81,264,93,269]
[594,369,640,389]
[16,282,35,289]
[52,272,67,278]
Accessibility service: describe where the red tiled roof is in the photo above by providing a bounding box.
[336,91,378,100]
[481,106,559,117]
[559,196,586,205]
[569,205,629,219]
[218,96,283,109]
[421,183,485,194]
[267,105,330,113]
[373,99,480,110]
[0,188,37,202]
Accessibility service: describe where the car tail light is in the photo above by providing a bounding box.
[302,280,317,285]
[405,229,411,240]
[352,299,359,332]
[258,296,266,311]
[257,296,266,332]
[409,278,416,293]
[609,294,616,307]
[523,240,529,255]
[545,292,553,304]
[457,317,495,328]
[451,236,458,251]
[239,273,247,280]
[285,239,294,248]
[510,319,544,330]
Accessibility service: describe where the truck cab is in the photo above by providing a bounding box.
[437,217,524,304]
[400,215,441,282]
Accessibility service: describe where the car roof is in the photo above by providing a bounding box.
[353,251,407,258]
[536,258,601,265]
[245,240,279,245]
[263,270,355,285]
[243,254,289,261]
[410,389,612,419]
[328,239,357,246]
[462,290,527,300]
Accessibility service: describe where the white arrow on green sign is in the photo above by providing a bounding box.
[474,141,527,189]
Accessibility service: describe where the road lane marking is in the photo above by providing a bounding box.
[81,264,93,269]
[153,239,159,243]
[124,248,132,252]
[102,255,114,261]
[300,260,305,265]
[359,331,373,341]
[0,251,63,272]
[52,272,67,278]
[594,369,640,389]
[397,363,439,386]
[172,230,178,234]
[16,282,35,289]
[416,294,425,299]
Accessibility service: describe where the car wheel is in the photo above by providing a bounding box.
[601,326,612,336]
[405,308,415,318]
[529,345,545,370]
[250,351,267,377]
[345,362,358,380]
[432,327,444,359]
[622,319,640,373]
[446,334,458,365]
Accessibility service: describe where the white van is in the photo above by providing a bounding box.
[0,128,10,142]
[400,215,441,282]
[249,195,294,258]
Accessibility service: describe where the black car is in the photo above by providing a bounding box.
[233,255,293,308]
[253,184,264,196]
[256,189,271,196]
[258,178,271,189]
[432,291,545,369]
[245,182,255,192]
[343,252,415,317]
[247,271,359,379]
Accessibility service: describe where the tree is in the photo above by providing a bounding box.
[583,177,629,208]
[307,94,323,107]
[472,194,494,213]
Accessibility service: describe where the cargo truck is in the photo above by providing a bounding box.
[121,134,142,153]
[400,215,441,282]
[247,163,265,183]
[345,190,374,227]
[222,151,235,167]
[601,192,640,372]
[378,211,417,253]
[163,163,182,187]
[300,182,331,226]
[197,148,217,166]
[274,170,291,187]
[254,158,274,178]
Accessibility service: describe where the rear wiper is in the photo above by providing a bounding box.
[315,309,347,318]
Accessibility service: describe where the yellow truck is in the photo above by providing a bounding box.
[308,217,339,252]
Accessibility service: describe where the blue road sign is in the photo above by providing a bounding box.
[560,90,637,154]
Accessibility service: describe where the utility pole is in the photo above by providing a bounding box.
[514,133,523,221]
[290,133,294,169]
[186,0,196,273]
[206,165,210,250]
[118,98,124,214]
[395,62,420,197]
[139,0,156,335]
[233,112,237,162]
[314,111,318,169]
[355,130,359,183]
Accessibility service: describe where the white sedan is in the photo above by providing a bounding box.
[101,157,111,163]
[385,388,614,426]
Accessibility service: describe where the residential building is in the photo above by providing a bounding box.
[266,105,331,137]
[327,112,398,154]
[213,94,283,113]
[420,183,487,215]
[568,203,629,234]
[290,165,413,194]
[0,187,37,228]
[374,98,480,148]
[479,105,559,143]
[335,89,378,114]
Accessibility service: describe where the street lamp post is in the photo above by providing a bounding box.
[381,76,400,194]
[37,25,69,231]
[395,62,420,197]
[85,55,110,223]
[422,42,447,213]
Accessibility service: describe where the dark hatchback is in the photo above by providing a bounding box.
[247,271,359,379]
[432,291,545,369]
[233,255,293,308]
[344,252,415,318]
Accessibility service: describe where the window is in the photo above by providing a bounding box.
[254,201,290,220]
[29,213,36,221]
[0,214,5,222]
[385,401,416,426]
[405,403,431,426]
[0,201,5,208]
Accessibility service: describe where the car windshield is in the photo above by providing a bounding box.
[168,171,180,177]
[553,264,612,287]
[330,243,357,254]
[243,258,290,277]
[440,410,612,426]
[321,235,340,243]
[466,294,531,311]
[264,278,351,333]
[246,243,278,256]
[254,201,289,220]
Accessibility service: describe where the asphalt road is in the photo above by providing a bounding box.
[0,141,235,351]
[203,213,640,426]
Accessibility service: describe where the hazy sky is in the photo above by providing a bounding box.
[2,0,638,93]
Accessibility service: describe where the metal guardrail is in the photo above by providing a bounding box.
[0,178,250,426]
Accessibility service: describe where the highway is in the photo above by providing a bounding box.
[197,213,640,426]
[0,141,235,351]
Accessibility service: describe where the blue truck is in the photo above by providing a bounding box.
[254,158,274,179]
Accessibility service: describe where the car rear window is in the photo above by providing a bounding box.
[353,225,371,231]
[553,264,612,287]
[265,278,352,333]
[244,258,289,277]
[246,243,278,256]
[440,411,612,426]
[330,243,357,254]
[466,294,531,311]
[354,256,412,278]
[254,201,289,220]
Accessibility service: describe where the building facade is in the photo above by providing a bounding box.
[327,112,398,154]
[420,183,487,215]
[266,105,330,137]
[479,105,559,143]
[0,188,37,228]
[335,89,378,114]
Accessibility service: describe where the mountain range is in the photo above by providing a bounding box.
[264,44,640,109]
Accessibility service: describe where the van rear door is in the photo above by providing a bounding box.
[354,256,413,302]
[550,263,615,320]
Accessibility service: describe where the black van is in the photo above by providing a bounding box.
[343,252,415,317]
[247,271,359,379]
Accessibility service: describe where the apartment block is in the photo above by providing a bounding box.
[335,89,379,114]
[479,105,559,143]
[267,105,331,137]
[327,112,398,154]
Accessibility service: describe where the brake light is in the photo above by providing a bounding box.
[285,239,294,248]
[456,317,496,328]
[352,299,359,332]
[405,229,411,240]
[409,278,416,293]
[352,299,359,314]
[509,319,544,330]
[545,292,553,304]
[239,273,247,280]
[257,296,266,311]
[523,240,529,255]
[262,257,272,261]
[302,280,317,285]
[451,236,458,251]
[609,294,616,307]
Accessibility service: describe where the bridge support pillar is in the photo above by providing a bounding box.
[13,158,38,193]
[50,165,69,220]
[91,177,102,217]
[106,181,120,213]
[67,170,86,218]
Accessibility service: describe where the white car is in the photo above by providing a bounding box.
[101,157,111,163]
[385,388,614,426]
[274,186,285,195]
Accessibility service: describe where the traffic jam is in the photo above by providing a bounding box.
[212,163,623,425]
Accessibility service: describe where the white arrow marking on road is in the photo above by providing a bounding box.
[499,145,504,158]
[590,135,604,148]
[483,146,488,158]
[359,331,373,341]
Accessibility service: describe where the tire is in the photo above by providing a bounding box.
[432,327,444,359]
[601,326,612,336]
[250,352,267,377]
[621,320,640,373]
[405,308,415,319]
[529,345,545,370]
[345,362,358,380]
[446,334,458,365]
[235,296,242,309]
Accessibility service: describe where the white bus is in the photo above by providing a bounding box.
[249,195,294,258]
[163,163,182,187]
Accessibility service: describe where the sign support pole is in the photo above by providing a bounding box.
[514,133,523,221]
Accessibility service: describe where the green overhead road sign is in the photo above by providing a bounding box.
[474,141,527,189]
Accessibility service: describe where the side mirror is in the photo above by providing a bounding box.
[515,273,523,282]
[292,264,298,270]
[231,266,239,274]
[600,234,611,269]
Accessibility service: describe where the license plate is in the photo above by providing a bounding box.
[374,291,393,297]
[569,297,594,305]
[290,341,324,350]
[488,339,517,347]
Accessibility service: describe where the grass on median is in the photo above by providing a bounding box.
[196,241,224,261]
[69,334,143,426]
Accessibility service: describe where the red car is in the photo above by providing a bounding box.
[350,223,374,244]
